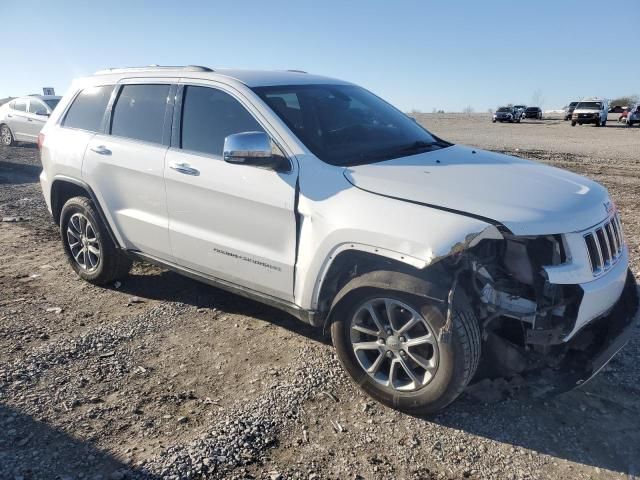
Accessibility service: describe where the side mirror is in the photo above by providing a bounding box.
[36,111,49,117]
[223,132,289,172]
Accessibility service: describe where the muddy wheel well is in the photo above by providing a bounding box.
[51,180,90,225]
[316,250,452,319]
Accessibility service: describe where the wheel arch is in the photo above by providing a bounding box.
[317,251,453,333]
[50,176,122,249]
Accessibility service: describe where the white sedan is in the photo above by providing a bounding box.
[0,95,61,146]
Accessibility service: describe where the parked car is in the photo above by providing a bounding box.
[523,107,543,119]
[38,66,638,414]
[609,105,625,113]
[571,98,609,127]
[626,103,640,127]
[618,108,629,123]
[492,106,522,123]
[513,104,527,115]
[564,101,579,121]
[0,95,61,146]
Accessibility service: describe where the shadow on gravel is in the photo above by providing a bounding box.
[425,378,640,477]
[0,404,158,479]
[0,160,41,185]
[113,267,330,345]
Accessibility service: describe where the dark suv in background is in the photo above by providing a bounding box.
[564,102,579,121]
[523,107,543,119]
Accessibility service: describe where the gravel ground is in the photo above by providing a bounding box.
[1,114,639,480]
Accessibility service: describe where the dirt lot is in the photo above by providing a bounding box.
[1,114,639,480]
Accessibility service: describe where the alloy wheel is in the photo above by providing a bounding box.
[66,213,101,271]
[350,298,439,392]
[1,126,11,146]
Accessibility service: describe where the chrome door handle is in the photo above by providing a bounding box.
[90,145,111,155]
[169,162,200,176]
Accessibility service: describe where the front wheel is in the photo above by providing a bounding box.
[331,281,480,414]
[60,196,132,284]
[0,124,14,146]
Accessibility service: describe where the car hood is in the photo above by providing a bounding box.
[343,145,611,235]
[573,108,600,114]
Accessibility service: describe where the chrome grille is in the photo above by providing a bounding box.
[584,214,624,276]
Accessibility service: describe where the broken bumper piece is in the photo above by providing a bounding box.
[546,269,639,392]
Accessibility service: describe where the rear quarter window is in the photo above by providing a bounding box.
[62,86,115,132]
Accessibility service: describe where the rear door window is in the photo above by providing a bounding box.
[13,99,27,112]
[62,86,115,132]
[110,84,170,144]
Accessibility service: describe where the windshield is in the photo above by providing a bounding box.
[252,84,448,166]
[513,105,526,109]
[497,107,511,112]
[525,107,538,112]
[44,99,60,110]
[576,101,602,110]
[569,102,578,107]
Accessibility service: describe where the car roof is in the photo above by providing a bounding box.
[12,95,62,101]
[90,66,351,88]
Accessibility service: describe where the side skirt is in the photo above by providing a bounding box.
[125,250,322,327]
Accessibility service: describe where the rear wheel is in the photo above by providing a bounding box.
[0,124,14,146]
[331,278,480,414]
[60,196,132,284]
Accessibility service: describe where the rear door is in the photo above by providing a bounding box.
[8,98,30,141]
[83,80,175,261]
[164,83,298,301]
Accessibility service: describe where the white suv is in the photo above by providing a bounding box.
[39,66,638,414]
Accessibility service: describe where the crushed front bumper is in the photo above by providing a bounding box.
[551,269,638,391]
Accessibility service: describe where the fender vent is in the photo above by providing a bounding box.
[584,214,624,276]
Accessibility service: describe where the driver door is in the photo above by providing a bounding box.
[165,84,298,302]
[25,98,49,140]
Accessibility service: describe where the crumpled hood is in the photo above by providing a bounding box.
[343,145,611,235]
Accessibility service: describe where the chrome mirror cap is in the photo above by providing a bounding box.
[223,131,271,163]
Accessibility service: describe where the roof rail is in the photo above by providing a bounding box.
[286,69,308,74]
[94,65,214,75]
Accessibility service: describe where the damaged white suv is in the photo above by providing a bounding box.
[39,66,638,414]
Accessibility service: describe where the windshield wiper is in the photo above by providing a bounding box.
[396,140,445,154]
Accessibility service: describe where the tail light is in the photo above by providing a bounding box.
[37,133,45,150]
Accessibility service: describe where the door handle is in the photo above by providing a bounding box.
[90,145,112,155]
[7,114,12,118]
[169,162,200,176]
[27,118,33,122]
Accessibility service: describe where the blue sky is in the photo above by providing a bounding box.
[2,0,638,111]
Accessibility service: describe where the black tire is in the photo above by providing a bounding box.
[0,124,14,146]
[571,121,576,126]
[59,196,132,285]
[492,119,496,123]
[330,275,480,415]
[595,119,600,127]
